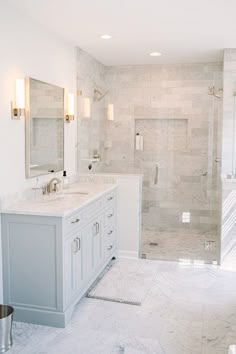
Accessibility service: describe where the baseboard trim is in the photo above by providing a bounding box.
[118,250,139,259]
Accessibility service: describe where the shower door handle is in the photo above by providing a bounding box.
[154,165,158,185]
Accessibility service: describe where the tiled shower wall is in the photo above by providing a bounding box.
[76,48,106,173]
[103,63,223,262]
[76,49,223,262]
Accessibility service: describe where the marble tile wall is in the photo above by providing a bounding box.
[76,49,223,262]
[30,79,64,171]
[30,80,64,119]
[76,48,106,173]
[103,63,223,262]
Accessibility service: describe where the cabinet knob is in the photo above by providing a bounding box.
[71,218,80,224]
[107,196,113,201]
[108,213,113,218]
[108,230,113,235]
[107,245,113,250]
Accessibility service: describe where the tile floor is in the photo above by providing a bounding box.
[141,228,219,263]
[8,259,236,354]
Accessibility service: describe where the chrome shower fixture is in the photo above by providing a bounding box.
[208,86,223,99]
[93,88,108,101]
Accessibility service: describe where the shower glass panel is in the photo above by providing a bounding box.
[135,100,222,262]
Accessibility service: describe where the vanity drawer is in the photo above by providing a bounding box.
[105,238,115,259]
[86,198,103,222]
[64,210,83,235]
[103,191,116,210]
[104,208,115,227]
[104,225,115,243]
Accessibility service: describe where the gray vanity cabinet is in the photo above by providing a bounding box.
[1,214,64,322]
[1,188,117,328]
[64,231,84,307]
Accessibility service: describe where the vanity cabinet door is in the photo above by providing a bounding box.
[64,232,83,306]
[91,216,103,270]
[83,225,93,283]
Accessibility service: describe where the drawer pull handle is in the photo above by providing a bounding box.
[93,222,100,236]
[108,230,113,235]
[71,218,80,224]
[76,237,81,251]
[73,238,80,253]
[107,196,113,201]
[108,213,113,218]
[107,245,113,250]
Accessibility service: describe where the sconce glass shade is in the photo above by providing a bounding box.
[12,79,25,119]
[83,97,91,118]
[107,103,114,121]
[16,79,25,109]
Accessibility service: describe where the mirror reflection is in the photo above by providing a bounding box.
[26,78,64,178]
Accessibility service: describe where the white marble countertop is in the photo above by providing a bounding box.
[1,183,117,217]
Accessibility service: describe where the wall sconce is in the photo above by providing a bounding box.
[12,79,25,119]
[65,93,75,123]
[107,103,114,121]
[83,97,91,118]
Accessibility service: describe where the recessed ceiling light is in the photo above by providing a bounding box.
[100,34,112,40]
[149,52,162,57]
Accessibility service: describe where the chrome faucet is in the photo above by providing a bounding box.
[46,177,62,194]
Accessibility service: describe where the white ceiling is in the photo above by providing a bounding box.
[7,0,236,66]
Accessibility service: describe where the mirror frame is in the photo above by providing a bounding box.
[25,77,65,178]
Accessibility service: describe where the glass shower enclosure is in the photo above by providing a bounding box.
[135,94,222,263]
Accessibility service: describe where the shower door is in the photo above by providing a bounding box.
[135,115,221,263]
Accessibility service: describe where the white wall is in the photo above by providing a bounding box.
[0,3,77,302]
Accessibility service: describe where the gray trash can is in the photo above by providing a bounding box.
[0,305,13,353]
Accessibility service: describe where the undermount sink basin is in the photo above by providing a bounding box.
[37,195,65,203]
[62,190,89,195]
[35,190,89,204]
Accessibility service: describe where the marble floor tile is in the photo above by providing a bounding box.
[141,228,219,263]
[7,259,236,354]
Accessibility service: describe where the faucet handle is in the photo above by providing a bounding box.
[53,179,63,192]
[42,185,48,195]
[32,184,48,196]
[53,182,60,192]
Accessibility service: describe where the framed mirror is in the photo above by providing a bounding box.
[25,78,64,178]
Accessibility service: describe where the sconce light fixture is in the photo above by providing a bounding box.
[65,93,75,123]
[83,97,91,118]
[12,79,25,119]
[107,103,114,121]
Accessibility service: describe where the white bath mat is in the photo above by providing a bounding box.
[87,258,158,305]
